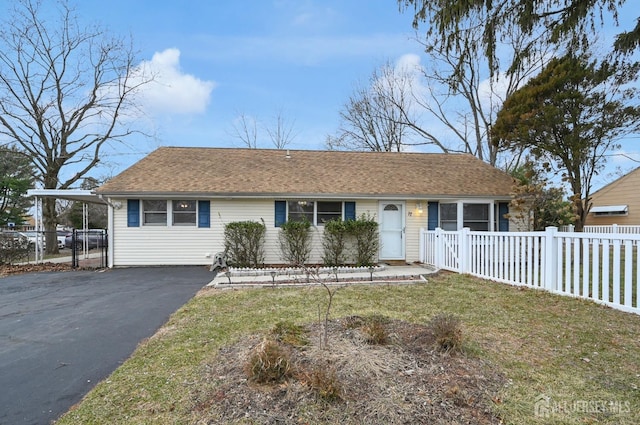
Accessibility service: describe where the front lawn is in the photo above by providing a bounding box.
[57,272,640,424]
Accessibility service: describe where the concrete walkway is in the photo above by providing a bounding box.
[209,264,437,288]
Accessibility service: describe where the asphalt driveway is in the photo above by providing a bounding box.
[0,266,213,425]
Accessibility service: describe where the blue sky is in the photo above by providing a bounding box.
[32,1,640,189]
[78,1,421,170]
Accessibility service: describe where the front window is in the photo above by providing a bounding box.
[288,201,314,223]
[172,200,197,225]
[317,201,342,224]
[440,203,457,230]
[463,203,489,231]
[287,200,344,225]
[439,202,492,231]
[143,200,167,225]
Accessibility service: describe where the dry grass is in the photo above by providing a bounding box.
[56,272,640,424]
[193,318,501,424]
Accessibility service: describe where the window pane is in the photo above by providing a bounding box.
[288,200,314,222]
[143,200,167,225]
[317,201,342,225]
[441,222,458,231]
[172,200,196,212]
[144,212,167,224]
[440,203,457,220]
[143,200,167,212]
[440,203,457,230]
[172,200,197,225]
[463,204,489,220]
[173,212,197,224]
[463,203,489,231]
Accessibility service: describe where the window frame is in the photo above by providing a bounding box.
[140,200,202,227]
[438,200,497,231]
[142,200,168,226]
[463,203,490,231]
[286,200,346,226]
[439,203,458,231]
[172,200,197,226]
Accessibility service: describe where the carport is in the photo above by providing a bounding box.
[26,189,113,267]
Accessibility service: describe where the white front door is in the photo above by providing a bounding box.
[379,201,405,260]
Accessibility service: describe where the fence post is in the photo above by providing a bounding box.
[543,226,558,292]
[435,227,443,270]
[460,228,471,274]
[419,227,425,263]
[612,223,618,234]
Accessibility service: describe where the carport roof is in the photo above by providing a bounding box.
[27,189,108,204]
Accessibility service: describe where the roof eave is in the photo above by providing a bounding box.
[97,191,512,200]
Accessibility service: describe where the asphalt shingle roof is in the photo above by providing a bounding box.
[97,147,515,198]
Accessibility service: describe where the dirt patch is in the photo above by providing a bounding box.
[191,317,505,424]
[0,262,74,277]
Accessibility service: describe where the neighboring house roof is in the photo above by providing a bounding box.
[590,166,640,200]
[97,147,515,199]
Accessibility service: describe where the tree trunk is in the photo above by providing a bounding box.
[43,197,59,254]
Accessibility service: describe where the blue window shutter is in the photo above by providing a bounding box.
[344,201,356,220]
[275,201,286,227]
[127,199,140,227]
[498,202,509,231]
[198,200,210,228]
[427,201,439,230]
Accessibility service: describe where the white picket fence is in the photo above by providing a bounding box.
[561,224,640,234]
[420,227,640,315]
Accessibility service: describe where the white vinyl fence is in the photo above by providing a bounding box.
[420,227,640,315]
[561,224,640,234]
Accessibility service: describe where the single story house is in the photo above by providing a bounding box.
[96,147,516,267]
[585,166,640,226]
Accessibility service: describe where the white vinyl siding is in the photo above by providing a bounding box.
[109,197,423,266]
[405,201,427,263]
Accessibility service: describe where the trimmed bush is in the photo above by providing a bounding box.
[321,219,348,266]
[223,220,266,268]
[346,214,379,267]
[278,218,313,266]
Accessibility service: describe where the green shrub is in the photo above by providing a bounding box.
[346,214,379,267]
[320,214,379,267]
[278,218,313,266]
[244,338,293,384]
[429,313,463,353]
[223,220,266,268]
[321,219,348,266]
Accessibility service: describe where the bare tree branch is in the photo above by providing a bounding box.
[0,0,151,251]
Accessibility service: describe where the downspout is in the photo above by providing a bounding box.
[98,194,115,268]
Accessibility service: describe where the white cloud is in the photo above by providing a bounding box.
[135,48,216,115]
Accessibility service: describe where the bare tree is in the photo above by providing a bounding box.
[232,109,297,150]
[231,112,259,148]
[0,0,149,252]
[330,61,417,152]
[331,28,547,169]
[406,29,550,168]
[264,109,297,149]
